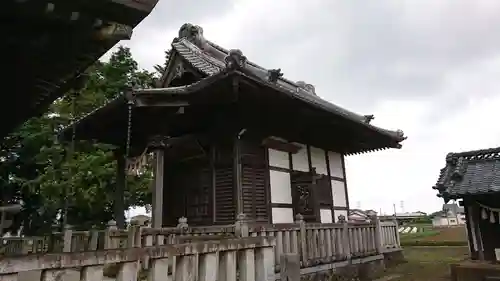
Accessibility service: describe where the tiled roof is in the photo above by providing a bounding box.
[167,23,406,145]
[59,73,229,138]
[433,147,500,201]
[61,23,407,153]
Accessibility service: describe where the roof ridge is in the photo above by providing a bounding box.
[171,23,406,145]
[173,26,374,121]
[206,40,303,86]
[448,146,500,158]
[206,40,305,89]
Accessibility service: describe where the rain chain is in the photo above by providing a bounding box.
[123,97,152,176]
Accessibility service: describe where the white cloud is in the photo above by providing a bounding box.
[112,0,500,216]
[347,58,500,214]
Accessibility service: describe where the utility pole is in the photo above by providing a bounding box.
[393,203,397,216]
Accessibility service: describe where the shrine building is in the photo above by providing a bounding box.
[434,147,500,262]
[62,23,406,228]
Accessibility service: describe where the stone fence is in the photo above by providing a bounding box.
[0,237,276,281]
[0,214,401,273]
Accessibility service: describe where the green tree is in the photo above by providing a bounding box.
[1,46,154,234]
[153,49,171,75]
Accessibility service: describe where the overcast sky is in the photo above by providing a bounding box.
[113,0,500,217]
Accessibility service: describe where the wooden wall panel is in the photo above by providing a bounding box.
[213,140,236,224]
[240,140,269,222]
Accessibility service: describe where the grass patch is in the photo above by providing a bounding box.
[400,226,468,247]
[383,246,469,281]
[401,230,439,240]
[401,240,468,247]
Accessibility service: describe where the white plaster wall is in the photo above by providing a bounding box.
[310,146,328,175]
[335,210,348,222]
[272,208,294,223]
[320,209,333,223]
[268,148,289,169]
[328,151,344,178]
[291,143,309,172]
[270,170,292,204]
[331,180,347,207]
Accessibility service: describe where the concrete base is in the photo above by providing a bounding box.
[296,256,386,281]
[451,260,500,281]
[383,249,406,268]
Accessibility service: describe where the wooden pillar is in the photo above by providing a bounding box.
[152,148,165,228]
[464,199,476,259]
[469,203,484,260]
[114,151,126,229]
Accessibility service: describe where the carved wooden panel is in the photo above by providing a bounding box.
[290,171,318,223]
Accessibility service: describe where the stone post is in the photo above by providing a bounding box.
[62,224,73,253]
[177,217,188,233]
[235,213,249,238]
[338,214,351,260]
[127,220,138,248]
[393,216,401,248]
[295,214,307,264]
[88,229,99,251]
[372,215,383,254]
[105,220,117,249]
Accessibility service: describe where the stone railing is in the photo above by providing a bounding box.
[0,237,275,281]
[380,219,401,250]
[241,215,389,270]
[0,215,401,269]
[137,215,400,271]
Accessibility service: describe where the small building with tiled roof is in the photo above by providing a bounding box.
[61,23,406,228]
[433,147,500,261]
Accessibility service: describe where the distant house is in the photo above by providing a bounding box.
[348,209,377,222]
[431,203,465,227]
[379,211,427,224]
